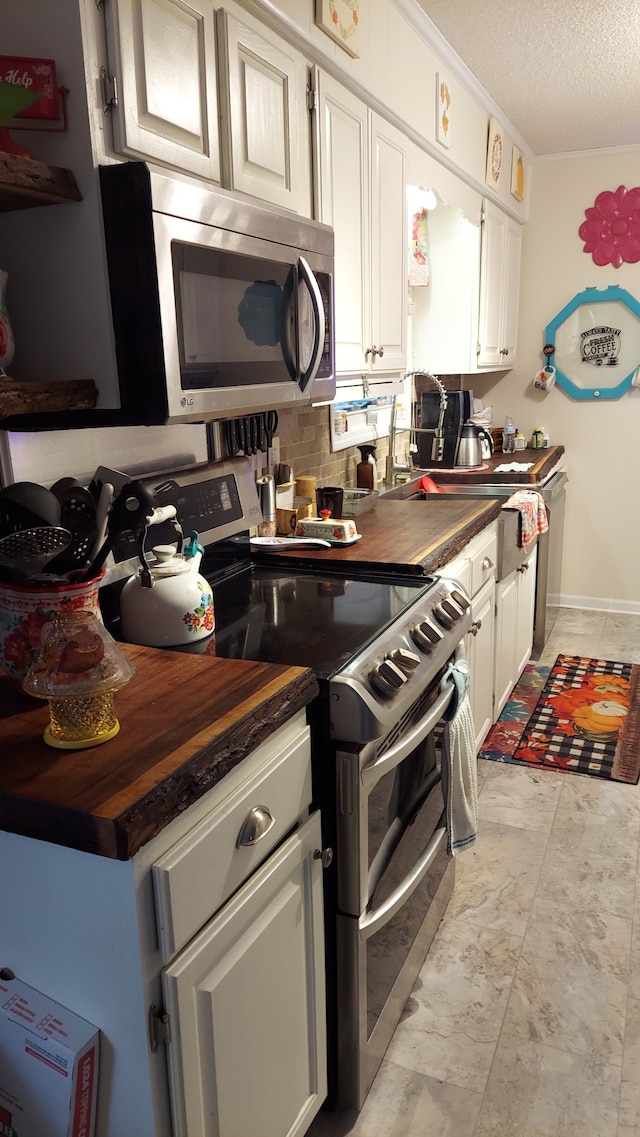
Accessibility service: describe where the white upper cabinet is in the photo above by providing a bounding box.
[477,200,522,368]
[314,70,407,380]
[216,10,312,215]
[104,0,221,181]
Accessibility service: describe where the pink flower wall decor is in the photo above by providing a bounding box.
[579,185,640,268]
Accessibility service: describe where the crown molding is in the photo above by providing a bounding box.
[391,0,534,162]
[535,142,640,163]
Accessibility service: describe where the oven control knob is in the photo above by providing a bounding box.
[388,647,421,674]
[410,620,443,652]
[369,658,407,696]
[450,589,471,612]
[433,602,457,629]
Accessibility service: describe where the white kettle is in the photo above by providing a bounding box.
[120,536,214,648]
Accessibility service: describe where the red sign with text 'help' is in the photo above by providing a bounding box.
[0,56,58,120]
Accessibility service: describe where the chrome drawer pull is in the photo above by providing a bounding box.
[482,556,494,569]
[237,805,276,847]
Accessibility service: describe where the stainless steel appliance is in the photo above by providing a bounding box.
[455,421,494,468]
[99,162,335,425]
[428,465,568,651]
[416,390,472,468]
[101,457,472,1113]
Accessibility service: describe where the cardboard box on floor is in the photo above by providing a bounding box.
[0,972,99,1137]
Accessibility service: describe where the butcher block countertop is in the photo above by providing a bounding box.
[0,644,317,860]
[260,497,502,575]
[411,444,565,485]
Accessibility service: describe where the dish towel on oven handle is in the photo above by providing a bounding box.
[439,659,477,856]
[503,489,548,548]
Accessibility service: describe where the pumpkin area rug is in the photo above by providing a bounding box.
[479,653,640,784]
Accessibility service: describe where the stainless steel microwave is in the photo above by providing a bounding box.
[99,162,335,425]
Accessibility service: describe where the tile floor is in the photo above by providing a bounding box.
[308,607,640,1137]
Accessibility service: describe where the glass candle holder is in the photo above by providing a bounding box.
[22,610,135,750]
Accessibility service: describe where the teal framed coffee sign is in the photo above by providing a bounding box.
[544,285,640,399]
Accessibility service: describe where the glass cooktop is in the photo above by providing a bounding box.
[179,563,436,680]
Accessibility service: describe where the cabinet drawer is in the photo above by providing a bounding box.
[441,551,472,597]
[153,725,312,962]
[470,526,498,596]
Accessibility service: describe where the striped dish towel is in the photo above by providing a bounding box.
[504,489,548,547]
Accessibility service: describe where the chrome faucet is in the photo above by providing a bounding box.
[385,369,448,483]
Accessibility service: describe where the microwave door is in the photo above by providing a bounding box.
[298,257,326,392]
[280,266,298,382]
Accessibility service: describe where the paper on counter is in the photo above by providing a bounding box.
[494,462,535,472]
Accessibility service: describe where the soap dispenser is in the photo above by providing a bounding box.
[356,445,377,490]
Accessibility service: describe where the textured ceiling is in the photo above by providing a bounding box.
[416,0,640,156]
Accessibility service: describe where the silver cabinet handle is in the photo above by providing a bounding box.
[470,618,482,636]
[376,345,384,358]
[518,561,530,574]
[482,556,494,569]
[237,805,276,847]
[364,346,373,361]
[314,847,334,868]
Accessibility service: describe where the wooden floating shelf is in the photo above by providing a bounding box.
[0,377,97,418]
[0,152,82,211]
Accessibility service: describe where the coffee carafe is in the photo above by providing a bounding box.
[455,422,494,468]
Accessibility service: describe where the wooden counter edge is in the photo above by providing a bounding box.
[0,665,319,861]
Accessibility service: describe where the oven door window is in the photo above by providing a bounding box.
[367,734,441,899]
[173,242,298,390]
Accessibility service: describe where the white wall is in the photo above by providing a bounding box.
[472,149,640,612]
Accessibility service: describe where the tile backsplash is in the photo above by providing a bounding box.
[276,404,401,487]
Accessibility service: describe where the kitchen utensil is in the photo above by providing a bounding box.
[80,480,156,582]
[0,527,72,580]
[315,486,344,518]
[120,543,214,647]
[0,482,62,528]
[263,410,278,468]
[455,422,494,469]
[0,497,57,540]
[88,482,114,563]
[250,536,331,549]
[256,475,276,537]
[47,485,99,576]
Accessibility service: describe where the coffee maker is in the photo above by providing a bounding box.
[416,390,472,468]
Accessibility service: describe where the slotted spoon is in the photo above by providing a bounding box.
[0,527,73,580]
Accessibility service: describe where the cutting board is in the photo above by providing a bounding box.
[0,644,317,859]
[420,445,564,485]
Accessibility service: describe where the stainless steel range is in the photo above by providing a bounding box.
[102,457,472,1112]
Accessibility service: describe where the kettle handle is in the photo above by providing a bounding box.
[478,426,494,454]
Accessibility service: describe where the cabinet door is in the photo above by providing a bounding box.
[468,577,496,751]
[217,11,312,215]
[514,545,537,678]
[477,201,507,368]
[494,569,518,718]
[162,811,327,1137]
[315,71,370,375]
[105,0,221,181]
[370,113,407,375]
[501,214,522,363]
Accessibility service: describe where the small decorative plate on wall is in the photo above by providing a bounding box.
[544,285,640,399]
[485,117,503,188]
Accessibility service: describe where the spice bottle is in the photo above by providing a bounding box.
[531,428,544,450]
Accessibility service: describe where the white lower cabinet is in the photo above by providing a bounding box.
[466,576,496,751]
[494,545,538,718]
[161,810,326,1137]
[441,521,498,752]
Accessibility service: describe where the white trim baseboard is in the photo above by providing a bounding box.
[551,593,640,617]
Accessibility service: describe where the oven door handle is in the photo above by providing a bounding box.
[361,680,454,788]
[360,826,447,938]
